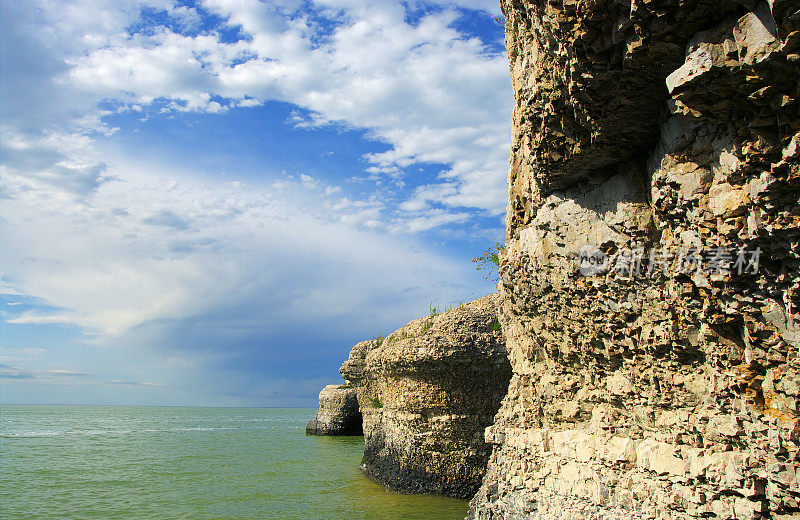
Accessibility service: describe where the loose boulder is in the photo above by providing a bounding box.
[306,384,362,436]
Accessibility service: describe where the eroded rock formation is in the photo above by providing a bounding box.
[469,0,800,519]
[340,294,512,499]
[306,384,362,436]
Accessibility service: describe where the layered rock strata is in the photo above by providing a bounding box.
[340,294,512,499]
[306,384,362,436]
[469,1,800,519]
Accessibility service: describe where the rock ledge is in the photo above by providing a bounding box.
[341,293,512,499]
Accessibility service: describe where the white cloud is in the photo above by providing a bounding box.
[0,128,109,201]
[1,157,473,337]
[0,348,47,365]
[6,314,82,326]
[0,0,506,386]
[395,208,471,233]
[0,365,88,380]
[1,280,26,296]
[50,0,511,219]
[168,5,204,31]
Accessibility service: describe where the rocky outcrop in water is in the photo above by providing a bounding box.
[306,384,362,436]
[469,0,800,519]
[340,294,512,499]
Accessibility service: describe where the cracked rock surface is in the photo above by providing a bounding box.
[469,0,800,518]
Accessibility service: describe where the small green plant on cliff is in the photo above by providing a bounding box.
[421,319,433,333]
[421,303,441,333]
[385,331,410,344]
[473,240,505,282]
[368,396,383,408]
[372,332,384,346]
[338,383,353,389]
[490,317,502,332]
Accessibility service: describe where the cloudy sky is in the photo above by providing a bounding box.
[0,0,511,406]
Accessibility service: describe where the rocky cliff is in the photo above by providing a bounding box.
[340,294,512,499]
[469,0,800,519]
[306,384,362,436]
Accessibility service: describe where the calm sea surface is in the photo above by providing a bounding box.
[0,405,468,519]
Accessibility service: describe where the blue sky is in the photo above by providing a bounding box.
[0,0,511,406]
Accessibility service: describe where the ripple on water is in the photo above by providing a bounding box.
[0,405,469,520]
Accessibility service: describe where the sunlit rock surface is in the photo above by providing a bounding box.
[469,0,800,518]
[340,294,512,499]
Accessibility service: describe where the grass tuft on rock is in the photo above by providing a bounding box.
[490,318,502,332]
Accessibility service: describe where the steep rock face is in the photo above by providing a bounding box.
[306,384,362,436]
[340,294,512,499]
[470,1,799,519]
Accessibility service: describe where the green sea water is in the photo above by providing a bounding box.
[0,405,469,520]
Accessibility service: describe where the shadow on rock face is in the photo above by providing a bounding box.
[306,385,363,436]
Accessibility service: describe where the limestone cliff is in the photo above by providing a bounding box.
[469,0,800,519]
[340,294,512,499]
[306,384,362,436]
